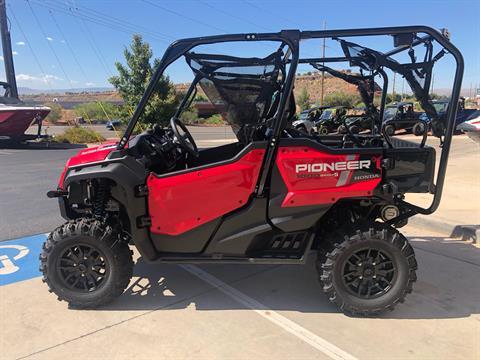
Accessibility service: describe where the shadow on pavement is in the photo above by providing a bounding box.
[95,236,480,320]
[451,225,480,243]
[0,142,87,150]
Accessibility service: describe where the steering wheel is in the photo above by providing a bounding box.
[170,116,199,158]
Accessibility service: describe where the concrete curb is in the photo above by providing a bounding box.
[409,216,479,244]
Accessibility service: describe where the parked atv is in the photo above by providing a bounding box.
[292,106,330,134]
[311,63,382,135]
[43,26,463,316]
[315,106,348,134]
[383,102,429,136]
[337,108,373,134]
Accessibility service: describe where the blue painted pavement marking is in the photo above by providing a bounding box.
[0,233,47,286]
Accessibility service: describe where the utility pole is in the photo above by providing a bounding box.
[0,0,18,99]
[392,72,396,101]
[401,78,405,101]
[320,20,326,106]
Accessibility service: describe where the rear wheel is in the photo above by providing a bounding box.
[316,225,417,316]
[349,125,360,134]
[413,121,426,136]
[319,126,329,135]
[40,218,134,308]
[384,124,396,136]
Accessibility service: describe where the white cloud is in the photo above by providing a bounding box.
[46,37,53,42]
[17,74,39,81]
[16,41,25,46]
[60,40,66,44]
[85,82,95,86]
[43,74,62,82]
[16,73,63,84]
[12,51,18,55]
[0,56,3,61]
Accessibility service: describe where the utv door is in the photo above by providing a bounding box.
[146,144,266,253]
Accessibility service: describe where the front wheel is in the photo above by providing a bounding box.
[317,225,417,316]
[295,125,308,134]
[40,218,134,308]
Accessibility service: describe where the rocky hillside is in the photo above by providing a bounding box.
[293,72,358,103]
[20,71,362,106]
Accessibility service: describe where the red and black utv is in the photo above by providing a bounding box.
[42,26,463,316]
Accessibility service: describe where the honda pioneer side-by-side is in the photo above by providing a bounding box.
[42,26,463,316]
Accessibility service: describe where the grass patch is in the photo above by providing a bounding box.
[54,127,106,144]
[202,114,224,125]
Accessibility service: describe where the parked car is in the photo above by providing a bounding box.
[75,117,85,125]
[456,109,480,143]
[106,119,121,130]
[421,99,478,134]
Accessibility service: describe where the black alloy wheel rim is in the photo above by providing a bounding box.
[341,248,396,299]
[56,243,109,292]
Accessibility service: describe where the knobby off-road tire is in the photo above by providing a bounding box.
[40,218,134,308]
[295,125,308,134]
[384,124,396,136]
[316,225,417,316]
[413,122,426,136]
[319,126,329,135]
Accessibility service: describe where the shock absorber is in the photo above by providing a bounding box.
[92,180,110,218]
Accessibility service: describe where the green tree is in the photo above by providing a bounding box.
[430,93,448,100]
[323,92,360,107]
[109,34,179,127]
[44,102,62,124]
[180,107,199,124]
[385,93,402,104]
[297,87,310,111]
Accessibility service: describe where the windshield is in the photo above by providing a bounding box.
[320,109,333,120]
[299,111,309,120]
[384,106,397,120]
[432,102,449,114]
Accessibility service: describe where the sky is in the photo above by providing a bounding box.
[5,0,480,94]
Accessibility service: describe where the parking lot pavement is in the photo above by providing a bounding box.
[0,147,82,240]
[1,227,479,359]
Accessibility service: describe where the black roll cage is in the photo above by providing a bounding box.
[116,26,464,218]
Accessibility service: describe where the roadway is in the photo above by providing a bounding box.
[26,124,237,142]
